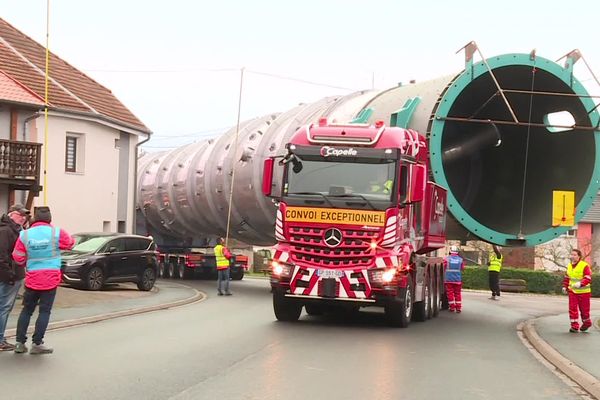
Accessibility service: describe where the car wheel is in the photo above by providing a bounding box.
[137,267,156,291]
[86,266,105,291]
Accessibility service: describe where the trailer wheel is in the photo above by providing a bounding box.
[385,277,413,328]
[178,263,193,279]
[166,261,175,279]
[273,289,302,322]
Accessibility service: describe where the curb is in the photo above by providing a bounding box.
[521,318,600,399]
[4,283,205,339]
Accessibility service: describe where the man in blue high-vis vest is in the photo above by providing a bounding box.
[444,245,465,313]
[12,206,74,355]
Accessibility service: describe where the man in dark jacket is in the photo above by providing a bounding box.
[0,203,29,351]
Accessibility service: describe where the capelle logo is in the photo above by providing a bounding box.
[320,146,358,157]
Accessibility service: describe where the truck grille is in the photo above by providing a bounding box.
[289,226,377,268]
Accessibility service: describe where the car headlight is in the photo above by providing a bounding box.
[66,258,89,267]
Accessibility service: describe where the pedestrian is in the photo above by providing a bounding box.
[0,203,30,351]
[12,206,74,354]
[562,249,592,333]
[488,244,503,300]
[444,245,465,313]
[214,237,232,296]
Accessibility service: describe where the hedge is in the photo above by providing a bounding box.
[461,266,600,297]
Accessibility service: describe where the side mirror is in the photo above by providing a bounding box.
[262,158,275,197]
[108,246,118,253]
[410,164,426,202]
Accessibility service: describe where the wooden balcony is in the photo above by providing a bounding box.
[0,139,42,190]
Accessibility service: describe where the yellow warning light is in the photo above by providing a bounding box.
[552,191,575,227]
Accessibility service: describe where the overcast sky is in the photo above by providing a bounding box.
[1,0,598,151]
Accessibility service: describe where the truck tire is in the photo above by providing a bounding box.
[231,269,244,280]
[305,304,324,316]
[413,274,432,322]
[385,278,413,328]
[273,290,302,322]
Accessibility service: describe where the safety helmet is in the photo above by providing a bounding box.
[450,245,459,254]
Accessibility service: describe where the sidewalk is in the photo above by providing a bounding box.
[524,313,600,399]
[4,280,203,338]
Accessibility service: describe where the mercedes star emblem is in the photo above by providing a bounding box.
[323,228,343,248]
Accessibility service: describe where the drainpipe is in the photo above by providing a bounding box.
[133,132,152,234]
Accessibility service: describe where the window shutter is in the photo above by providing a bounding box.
[66,137,77,172]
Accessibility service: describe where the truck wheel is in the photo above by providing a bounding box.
[137,267,156,291]
[86,266,105,291]
[385,278,413,328]
[413,276,431,322]
[440,288,449,310]
[231,269,244,280]
[273,290,302,322]
[158,261,165,278]
[305,304,324,316]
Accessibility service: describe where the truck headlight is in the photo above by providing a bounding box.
[272,261,292,278]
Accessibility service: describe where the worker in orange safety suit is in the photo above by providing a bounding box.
[562,249,592,333]
[444,245,465,313]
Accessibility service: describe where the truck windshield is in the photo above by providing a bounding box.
[285,159,396,201]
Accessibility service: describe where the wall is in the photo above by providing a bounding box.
[33,115,123,234]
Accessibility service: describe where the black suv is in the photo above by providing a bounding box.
[61,233,159,291]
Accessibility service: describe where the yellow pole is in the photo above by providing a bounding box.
[225,67,244,247]
[43,0,50,205]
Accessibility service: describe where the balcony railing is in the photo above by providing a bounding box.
[0,139,41,181]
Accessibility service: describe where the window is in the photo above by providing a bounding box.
[65,136,77,172]
[65,133,85,173]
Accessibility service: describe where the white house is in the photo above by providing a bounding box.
[0,18,151,234]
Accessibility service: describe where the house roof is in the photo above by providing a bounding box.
[0,18,150,134]
[0,70,44,106]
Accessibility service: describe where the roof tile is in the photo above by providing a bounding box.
[0,18,150,133]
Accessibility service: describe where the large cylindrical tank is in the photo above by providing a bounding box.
[138,52,600,247]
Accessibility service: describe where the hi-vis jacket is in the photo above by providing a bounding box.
[214,244,232,270]
[12,222,74,290]
[444,254,465,283]
[488,252,503,272]
[563,261,592,294]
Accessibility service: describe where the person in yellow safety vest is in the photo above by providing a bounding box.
[369,180,393,194]
[487,245,502,300]
[562,249,592,333]
[214,237,233,296]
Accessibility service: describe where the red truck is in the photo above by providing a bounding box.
[262,119,447,327]
[156,248,248,281]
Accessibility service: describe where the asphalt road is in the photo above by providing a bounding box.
[0,278,587,400]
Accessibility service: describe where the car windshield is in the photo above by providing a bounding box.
[285,159,396,200]
[70,237,111,253]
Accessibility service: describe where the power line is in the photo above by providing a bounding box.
[246,69,357,91]
[83,66,359,91]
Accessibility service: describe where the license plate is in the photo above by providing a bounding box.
[317,269,343,279]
